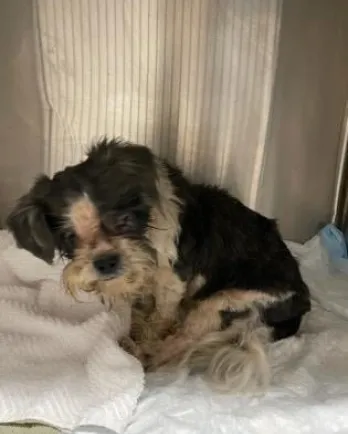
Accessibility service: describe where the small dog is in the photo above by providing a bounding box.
[6,138,311,392]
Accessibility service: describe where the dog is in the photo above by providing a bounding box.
[6,138,311,392]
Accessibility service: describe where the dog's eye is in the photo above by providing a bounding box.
[103,212,136,236]
[115,213,136,234]
[64,232,76,244]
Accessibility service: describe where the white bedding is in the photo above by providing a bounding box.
[1,231,348,434]
[124,236,348,434]
[0,231,143,434]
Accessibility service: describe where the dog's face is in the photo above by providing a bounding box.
[6,139,180,300]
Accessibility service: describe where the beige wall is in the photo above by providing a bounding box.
[257,0,348,241]
[0,0,45,226]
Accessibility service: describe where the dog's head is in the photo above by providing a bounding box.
[6,139,181,300]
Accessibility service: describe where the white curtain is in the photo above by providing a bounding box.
[35,0,281,208]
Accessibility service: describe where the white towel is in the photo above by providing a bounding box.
[0,231,144,434]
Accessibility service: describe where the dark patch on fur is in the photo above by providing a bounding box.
[166,167,311,341]
[6,175,55,263]
[262,292,311,340]
[220,309,251,330]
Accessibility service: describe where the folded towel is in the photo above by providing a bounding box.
[0,231,144,434]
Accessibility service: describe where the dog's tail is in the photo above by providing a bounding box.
[174,315,271,393]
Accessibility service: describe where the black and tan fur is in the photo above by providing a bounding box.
[6,138,311,392]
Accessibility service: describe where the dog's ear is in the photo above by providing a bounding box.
[6,175,55,263]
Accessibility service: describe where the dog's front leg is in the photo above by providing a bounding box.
[153,267,186,319]
[139,266,187,342]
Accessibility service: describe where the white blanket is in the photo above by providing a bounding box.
[1,231,348,434]
[0,231,144,434]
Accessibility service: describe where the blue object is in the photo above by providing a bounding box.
[319,224,348,274]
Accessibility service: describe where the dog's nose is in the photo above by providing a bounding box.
[93,253,120,277]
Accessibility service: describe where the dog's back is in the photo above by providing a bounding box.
[170,180,311,341]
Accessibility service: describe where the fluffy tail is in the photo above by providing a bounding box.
[169,316,271,393]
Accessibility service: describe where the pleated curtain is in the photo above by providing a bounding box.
[35,0,281,208]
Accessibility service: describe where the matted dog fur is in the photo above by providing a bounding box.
[6,138,311,393]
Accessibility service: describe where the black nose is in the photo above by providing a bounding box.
[93,253,120,277]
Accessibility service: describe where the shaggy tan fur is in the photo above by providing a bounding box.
[148,311,271,393]
[120,289,273,393]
